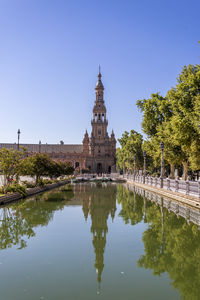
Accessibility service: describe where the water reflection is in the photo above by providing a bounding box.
[82,183,117,283]
[0,186,74,250]
[117,184,200,300]
[1,183,200,299]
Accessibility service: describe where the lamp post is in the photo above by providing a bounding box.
[133,155,136,180]
[17,129,21,150]
[160,141,164,188]
[39,140,41,153]
[143,150,146,184]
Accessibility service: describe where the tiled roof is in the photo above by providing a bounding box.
[0,143,83,153]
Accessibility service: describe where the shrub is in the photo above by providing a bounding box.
[5,184,27,197]
[42,179,53,185]
[21,180,36,188]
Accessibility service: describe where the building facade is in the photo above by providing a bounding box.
[0,70,116,173]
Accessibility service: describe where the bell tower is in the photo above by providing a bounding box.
[91,67,108,149]
[83,68,116,174]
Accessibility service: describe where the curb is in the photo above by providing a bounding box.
[0,180,70,206]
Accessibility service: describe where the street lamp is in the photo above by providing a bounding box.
[160,141,164,187]
[143,150,146,184]
[133,154,136,180]
[17,129,21,150]
[39,140,41,153]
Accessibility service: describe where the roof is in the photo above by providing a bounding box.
[0,143,83,154]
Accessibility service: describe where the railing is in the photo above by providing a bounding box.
[123,174,200,199]
[76,173,118,179]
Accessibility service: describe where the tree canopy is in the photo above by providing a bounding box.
[135,64,200,179]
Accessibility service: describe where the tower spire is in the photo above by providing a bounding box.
[96,66,104,90]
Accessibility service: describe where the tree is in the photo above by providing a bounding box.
[166,64,200,178]
[117,130,144,172]
[136,93,180,177]
[20,153,52,184]
[137,64,200,179]
[47,160,74,178]
[0,148,23,186]
[136,93,172,138]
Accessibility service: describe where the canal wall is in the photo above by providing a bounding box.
[126,180,200,209]
[0,179,70,206]
[126,183,200,227]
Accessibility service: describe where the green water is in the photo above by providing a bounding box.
[0,183,199,300]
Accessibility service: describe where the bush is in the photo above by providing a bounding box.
[37,179,45,186]
[21,180,36,188]
[5,184,27,197]
[42,179,53,185]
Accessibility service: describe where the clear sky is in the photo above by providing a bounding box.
[0,0,199,145]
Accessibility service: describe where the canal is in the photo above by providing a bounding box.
[0,183,199,300]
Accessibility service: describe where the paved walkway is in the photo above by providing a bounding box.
[127,180,200,209]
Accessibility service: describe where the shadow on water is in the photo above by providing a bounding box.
[117,184,200,300]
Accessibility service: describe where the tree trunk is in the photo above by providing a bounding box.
[182,161,188,181]
[169,164,175,179]
[3,174,7,186]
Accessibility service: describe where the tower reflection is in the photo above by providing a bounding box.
[82,183,117,283]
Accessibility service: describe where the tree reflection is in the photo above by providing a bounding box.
[117,185,200,300]
[117,184,150,225]
[82,183,117,284]
[0,186,74,250]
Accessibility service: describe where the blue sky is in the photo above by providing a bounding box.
[0,0,199,145]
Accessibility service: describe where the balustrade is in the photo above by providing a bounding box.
[117,173,200,199]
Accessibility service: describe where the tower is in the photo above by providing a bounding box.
[84,68,116,174]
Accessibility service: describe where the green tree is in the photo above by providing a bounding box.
[47,160,74,178]
[117,130,144,172]
[20,153,52,184]
[136,93,180,177]
[166,64,200,177]
[0,148,23,185]
[137,64,200,179]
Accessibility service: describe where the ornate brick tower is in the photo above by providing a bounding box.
[83,68,116,173]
